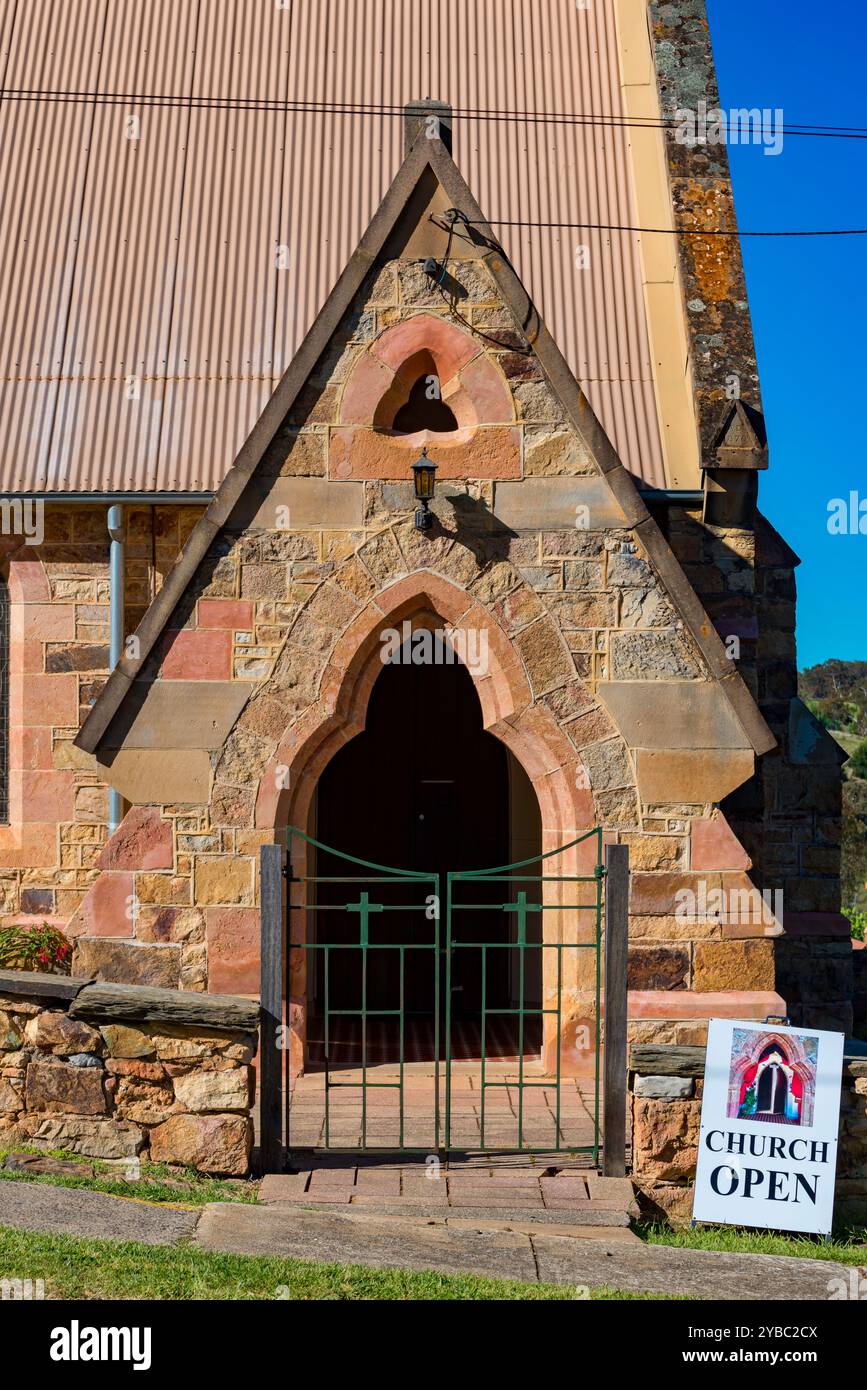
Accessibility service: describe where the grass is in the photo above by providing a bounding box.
[0,1146,258,1207]
[831,728,863,758]
[638,1219,867,1266]
[0,1225,680,1301]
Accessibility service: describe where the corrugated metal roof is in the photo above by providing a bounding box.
[0,0,667,493]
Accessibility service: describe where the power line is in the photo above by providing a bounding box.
[470,218,867,238]
[6,88,865,237]
[2,87,867,140]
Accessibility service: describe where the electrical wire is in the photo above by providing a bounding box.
[464,218,867,238]
[1,87,867,140]
[4,90,864,236]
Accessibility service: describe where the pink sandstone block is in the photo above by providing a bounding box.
[79,871,135,938]
[19,770,75,823]
[338,352,394,425]
[0,824,58,870]
[690,815,751,871]
[97,806,174,872]
[197,599,254,630]
[18,673,78,725]
[10,727,52,771]
[329,424,521,481]
[625,990,786,1020]
[14,639,45,673]
[457,354,513,423]
[10,552,50,601]
[160,628,232,680]
[21,603,75,641]
[370,313,479,383]
[206,908,260,994]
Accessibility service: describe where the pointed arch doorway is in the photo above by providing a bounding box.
[274,600,609,1159]
[309,648,544,1070]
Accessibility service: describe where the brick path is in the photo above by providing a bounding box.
[287,1062,598,1153]
[260,1166,637,1218]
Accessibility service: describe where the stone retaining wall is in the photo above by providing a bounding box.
[629,1042,867,1226]
[0,969,259,1176]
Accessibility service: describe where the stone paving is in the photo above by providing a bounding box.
[260,1166,637,1220]
[2,1181,853,1298]
[287,1062,599,1153]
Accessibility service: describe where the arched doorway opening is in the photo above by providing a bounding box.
[307,643,543,1068]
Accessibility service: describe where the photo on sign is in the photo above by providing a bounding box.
[726,1027,818,1128]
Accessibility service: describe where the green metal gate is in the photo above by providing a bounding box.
[284,825,604,1158]
[445,829,604,1159]
[285,827,440,1153]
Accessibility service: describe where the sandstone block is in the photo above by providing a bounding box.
[0,1077,24,1112]
[632,1097,701,1181]
[598,681,750,751]
[72,938,181,990]
[135,906,206,946]
[95,749,211,805]
[513,620,574,695]
[609,630,700,680]
[635,749,755,804]
[26,1061,106,1115]
[690,815,751,870]
[0,1012,23,1050]
[546,593,616,628]
[580,738,633,792]
[194,858,254,907]
[621,834,684,872]
[173,1066,251,1114]
[263,430,327,477]
[148,1113,252,1175]
[99,1024,155,1058]
[161,629,232,681]
[524,427,592,476]
[206,908,259,995]
[237,477,364,531]
[493,477,627,531]
[24,1011,102,1055]
[105,1058,165,1080]
[513,379,564,423]
[627,946,689,991]
[21,1115,143,1159]
[693,939,775,993]
[96,807,174,872]
[150,1029,256,1064]
[633,1075,694,1100]
[101,682,253,752]
[112,1074,176,1125]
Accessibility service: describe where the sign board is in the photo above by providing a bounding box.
[693,1018,844,1235]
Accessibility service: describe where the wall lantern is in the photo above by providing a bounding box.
[411,446,437,531]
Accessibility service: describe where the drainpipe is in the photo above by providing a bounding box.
[107,504,126,834]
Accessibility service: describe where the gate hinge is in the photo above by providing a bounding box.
[594,864,607,880]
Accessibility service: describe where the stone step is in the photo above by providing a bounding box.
[259,1170,638,1227]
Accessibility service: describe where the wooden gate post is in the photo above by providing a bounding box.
[259,843,284,1173]
[602,843,629,1177]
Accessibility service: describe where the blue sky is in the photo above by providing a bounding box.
[706,1,867,670]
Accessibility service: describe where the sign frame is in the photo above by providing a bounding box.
[693,1017,844,1236]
